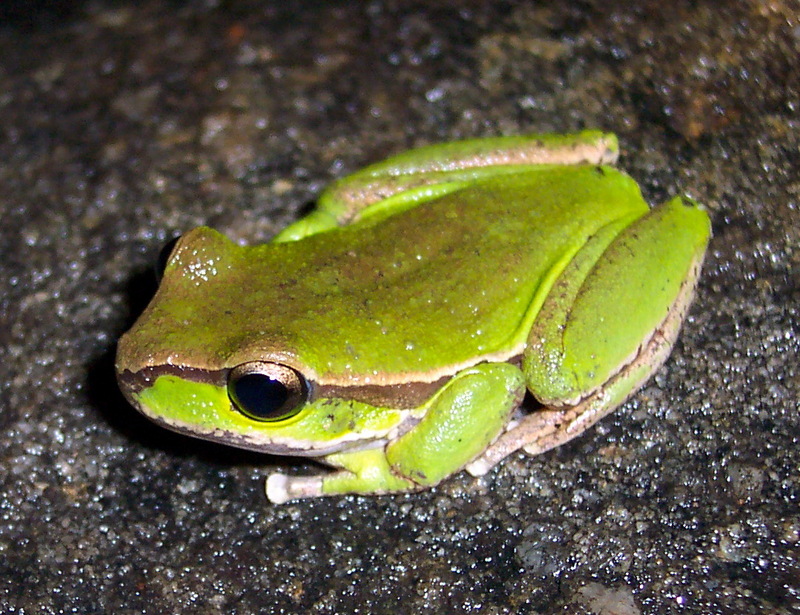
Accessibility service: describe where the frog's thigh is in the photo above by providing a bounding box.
[385,362,525,487]
[468,196,710,475]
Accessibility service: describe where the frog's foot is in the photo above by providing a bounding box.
[465,409,565,476]
[265,447,419,504]
[466,254,701,477]
[266,473,324,505]
[465,397,616,476]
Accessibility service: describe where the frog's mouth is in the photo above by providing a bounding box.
[139,410,398,458]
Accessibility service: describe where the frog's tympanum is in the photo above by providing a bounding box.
[116,132,711,503]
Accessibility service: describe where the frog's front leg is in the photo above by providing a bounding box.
[266,363,525,503]
[468,196,711,476]
[273,131,618,242]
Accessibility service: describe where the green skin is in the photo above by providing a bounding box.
[115,131,711,504]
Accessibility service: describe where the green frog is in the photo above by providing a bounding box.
[116,131,711,503]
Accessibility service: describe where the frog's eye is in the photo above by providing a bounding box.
[155,235,182,282]
[228,362,307,422]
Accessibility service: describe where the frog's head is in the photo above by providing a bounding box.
[115,228,422,456]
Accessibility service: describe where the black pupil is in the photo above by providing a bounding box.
[232,372,292,420]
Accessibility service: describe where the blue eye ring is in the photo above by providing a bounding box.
[228,362,307,422]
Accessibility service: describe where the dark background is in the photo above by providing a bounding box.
[1,1,797,612]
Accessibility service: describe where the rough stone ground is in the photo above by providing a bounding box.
[1,1,797,613]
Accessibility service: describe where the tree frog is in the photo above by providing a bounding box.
[116,131,711,504]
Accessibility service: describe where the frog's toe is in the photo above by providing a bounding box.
[464,457,493,477]
[266,473,324,504]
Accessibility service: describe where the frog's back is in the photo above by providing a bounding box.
[133,165,648,383]
[244,166,648,378]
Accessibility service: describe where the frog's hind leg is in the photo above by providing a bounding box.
[273,131,619,241]
[467,196,711,476]
[465,285,690,476]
